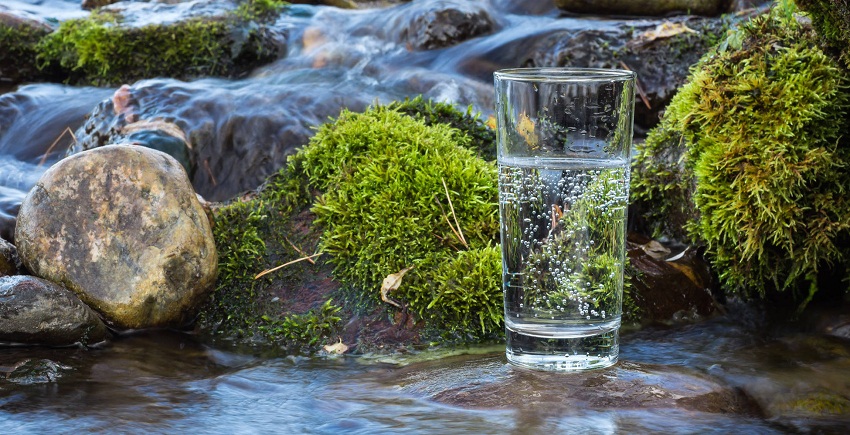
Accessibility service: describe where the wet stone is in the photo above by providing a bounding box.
[15,145,218,330]
[374,353,761,416]
[554,0,729,17]
[1,358,72,385]
[395,0,495,50]
[627,233,720,323]
[0,236,20,276]
[0,275,109,346]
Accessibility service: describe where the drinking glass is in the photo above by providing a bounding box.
[495,67,635,371]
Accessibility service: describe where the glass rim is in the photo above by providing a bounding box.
[494,67,635,83]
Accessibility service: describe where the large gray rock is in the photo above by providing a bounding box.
[0,275,109,346]
[15,145,218,330]
[554,0,729,17]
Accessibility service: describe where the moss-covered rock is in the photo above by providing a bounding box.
[797,0,850,69]
[36,0,288,86]
[632,3,850,304]
[0,13,55,86]
[298,106,502,341]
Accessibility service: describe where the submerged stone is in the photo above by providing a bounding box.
[372,353,762,415]
[15,145,218,330]
[1,358,72,385]
[0,275,109,346]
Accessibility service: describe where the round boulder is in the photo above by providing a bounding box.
[0,275,109,346]
[15,145,218,330]
[554,0,728,17]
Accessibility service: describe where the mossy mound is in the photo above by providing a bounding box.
[797,0,850,69]
[196,161,343,351]
[0,18,54,85]
[388,96,496,161]
[297,106,502,341]
[632,3,850,303]
[35,0,288,86]
[198,98,502,348]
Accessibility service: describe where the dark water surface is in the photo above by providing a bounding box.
[3,316,850,433]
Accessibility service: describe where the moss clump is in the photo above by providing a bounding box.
[0,22,53,84]
[388,96,497,161]
[36,0,287,86]
[632,3,850,303]
[296,106,502,341]
[796,0,850,69]
[197,162,342,350]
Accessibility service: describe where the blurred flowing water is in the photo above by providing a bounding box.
[2,1,850,432]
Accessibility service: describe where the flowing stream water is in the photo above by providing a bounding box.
[2,1,850,432]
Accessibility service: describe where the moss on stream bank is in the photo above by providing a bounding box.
[32,0,288,86]
[198,99,506,351]
[632,2,850,306]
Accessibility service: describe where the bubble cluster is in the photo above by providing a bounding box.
[500,157,628,328]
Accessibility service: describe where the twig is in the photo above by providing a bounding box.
[204,159,218,186]
[284,236,315,264]
[441,178,468,248]
[254,252,323,280]
[38,127,76,167]
[619,61,651,110]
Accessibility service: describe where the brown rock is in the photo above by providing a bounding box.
[627,233,720,323]
[15,145,218,330]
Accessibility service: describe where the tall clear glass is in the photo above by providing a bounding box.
[495,68,635,371]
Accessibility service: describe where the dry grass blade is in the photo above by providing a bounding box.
[254,252,323,280]
[204,159,218,186]
[441,177,468,248]
[284,236,315,264]
[618,61,651,110]
[38,127,76,167]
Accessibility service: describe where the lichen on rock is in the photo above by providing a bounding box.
[632,3,850,304]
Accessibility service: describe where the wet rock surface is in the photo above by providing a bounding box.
[395,0,495,50]
[0,236,20,276]
[627,233,720,323]
[554,0,730,17]
[1,358,72,385]
[15,145,217,330]
[0,275,109,346]
[523,13,749,130]
[373,353,761,415]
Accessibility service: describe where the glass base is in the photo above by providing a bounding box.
[505,327,619,371]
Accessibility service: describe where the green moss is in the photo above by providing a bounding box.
[388,96,497,161]
[35,1,287,86]
[0,22,53,84]
[782,392,850,415]
[297,105,502,340]
[632,3,850,303]
[196,163,340,349]
[235,0,288,21]
[797,0,850,69]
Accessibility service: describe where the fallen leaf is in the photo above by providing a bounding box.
[381,266,414,308]
[640,240,671,260]
[628,22,697,49]
[517,112,538,148]
[323,340,349,355]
